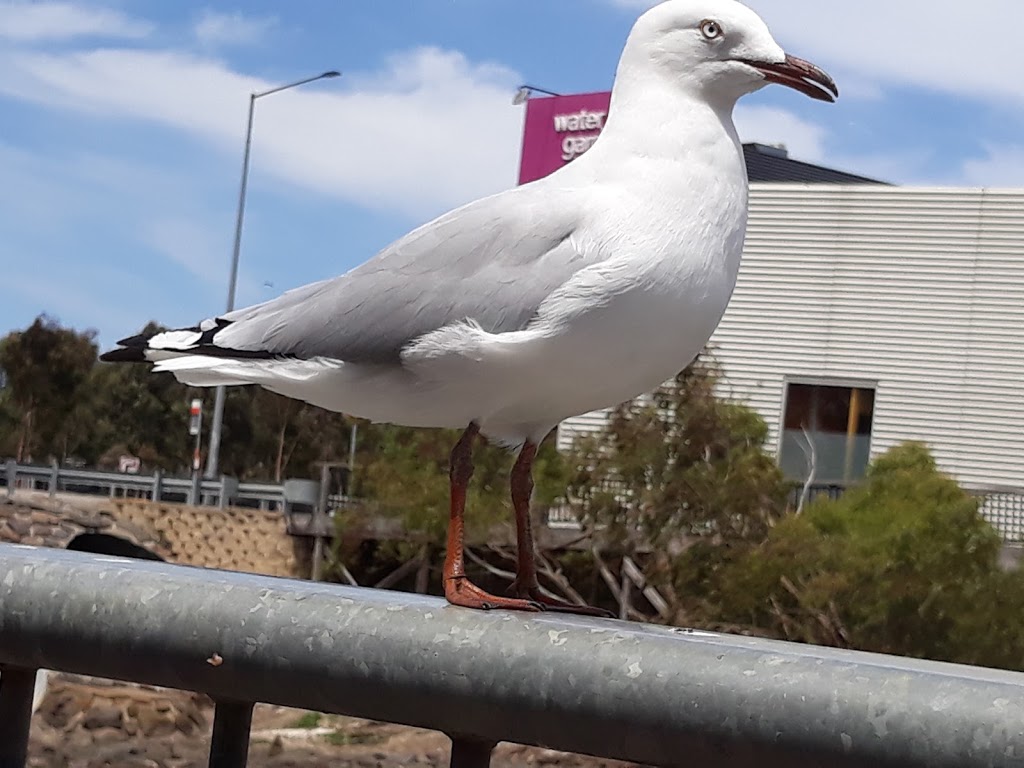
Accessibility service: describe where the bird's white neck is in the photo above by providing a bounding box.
[594,70,744,173]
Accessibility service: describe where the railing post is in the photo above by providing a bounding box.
[152,468,164,502]
[219,475,229,509]
[209,700,254,768]
[448,736,496,768]
[49,460,59,498]
[4,460,15,498]
[0,666,38,768]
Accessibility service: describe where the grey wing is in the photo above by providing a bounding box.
[214,186,601,363]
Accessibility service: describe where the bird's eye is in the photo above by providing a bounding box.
[700,19,723,40]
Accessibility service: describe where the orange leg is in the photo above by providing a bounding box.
[443,424,542,612]
[508,441,614,618]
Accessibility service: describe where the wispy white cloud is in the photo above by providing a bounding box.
[193,9,276,48]
[0,139,235,341]
[959,145,1024,188]
[0,45,523,219]
[142,217,231,286]
[0,1,151,42]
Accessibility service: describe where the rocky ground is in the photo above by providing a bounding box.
[27,675,640,768]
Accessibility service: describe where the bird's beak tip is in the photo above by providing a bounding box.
[742,53,839,103]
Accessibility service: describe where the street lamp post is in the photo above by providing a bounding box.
[512,84,562,105]
[205,70,341,480]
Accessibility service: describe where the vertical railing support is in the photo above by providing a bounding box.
[448,736,496,768]
[152,468,164,502]
[0,666,38,768]
[4,460,15,498]
[49,460,59,498]
[208,700,254,768]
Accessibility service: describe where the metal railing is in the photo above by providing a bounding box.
[0,460,343,513]
[2,545,1024,767]
[974,487,1024,542]
[548,482,1024,543]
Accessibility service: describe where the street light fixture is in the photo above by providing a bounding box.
[513,84,562,105]
[205,70,342,480]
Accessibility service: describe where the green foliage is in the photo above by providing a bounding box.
[715,442,1024,670]
[0,315,98,462]
[356,424,566,544]
[291,712,322,729]
[86,323,193,469]
[566,355,788,617]
[326,729,384,747]
[213,386,355,481]
[569,356,786,548]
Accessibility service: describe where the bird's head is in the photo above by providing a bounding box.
[621,0,837,106]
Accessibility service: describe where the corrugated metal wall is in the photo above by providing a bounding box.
[558,184,1024,489]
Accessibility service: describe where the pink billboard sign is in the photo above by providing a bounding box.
[517,91,612,186]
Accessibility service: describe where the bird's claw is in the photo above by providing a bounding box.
[445,576,543,612]
[479,599,545,612]
[508,580,614,618]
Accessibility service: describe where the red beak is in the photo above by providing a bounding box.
[743,54,839,103]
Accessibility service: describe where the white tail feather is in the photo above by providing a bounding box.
[152,355,343,388]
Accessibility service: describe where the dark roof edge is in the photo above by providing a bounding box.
[742,143,891,186]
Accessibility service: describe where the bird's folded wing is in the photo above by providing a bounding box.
[212,186,602,364]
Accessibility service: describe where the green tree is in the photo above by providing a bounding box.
[89,364,192,471]
[214,389,356,482]
[0,315,98,463]
[566,354,789,622]
[715,442,1024,670]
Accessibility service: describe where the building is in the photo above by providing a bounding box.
[557,180,1024,538]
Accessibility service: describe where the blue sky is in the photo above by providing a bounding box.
[2,0,1023,347]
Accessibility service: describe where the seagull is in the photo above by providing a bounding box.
[102,0,836,615]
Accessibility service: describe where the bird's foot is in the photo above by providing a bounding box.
[445,576,543,612]
[508,580,615,618]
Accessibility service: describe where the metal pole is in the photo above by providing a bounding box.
[5,459,15,498]
[311,463,330,581]
[152,468,163,502]
[0,666,37,768]
[449,737,496,768]
[204,71,339,480]
[347,422,358,494]
[209,700,254,768]
[206,93,255,480]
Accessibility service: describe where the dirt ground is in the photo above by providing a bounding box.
[27,675,641,768]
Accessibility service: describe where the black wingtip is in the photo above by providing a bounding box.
[99,346,149,363]
[100,331,154,364]
[115,332,151,347]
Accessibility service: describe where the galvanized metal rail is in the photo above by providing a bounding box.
[1,544,1024,768]
[2,460,359,514]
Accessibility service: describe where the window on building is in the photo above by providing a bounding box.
[779,383,875,484]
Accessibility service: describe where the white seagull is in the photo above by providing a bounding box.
[103,0,837,615]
